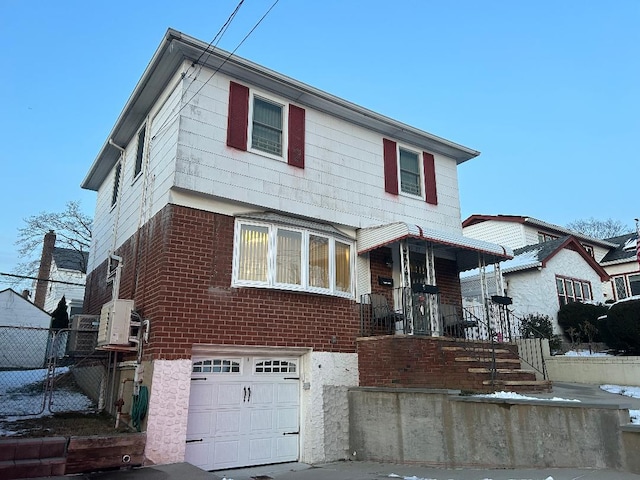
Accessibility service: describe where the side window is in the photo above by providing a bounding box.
[134,125,146,178]
[383,138,437,204]
[111,162,122,207]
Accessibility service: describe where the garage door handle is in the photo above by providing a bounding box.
[243,387,247,402]
[247,387,251,402]
[186,439,203,443]
[283,431,299,435]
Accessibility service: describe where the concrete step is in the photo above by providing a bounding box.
[483,379,553,393]
[442,346,514,355]
[468,367,536,374]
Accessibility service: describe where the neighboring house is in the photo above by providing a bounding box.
[80,29,510,470]
[460,236,609,333]
[0,288,51,368]
[31,230,88,316]
[600,232,640,301]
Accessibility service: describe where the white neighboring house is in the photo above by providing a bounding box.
[0,288,51,368]
[600,232,640,301]
[460,236,609,333]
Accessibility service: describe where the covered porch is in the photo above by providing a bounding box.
[357,222,513,339]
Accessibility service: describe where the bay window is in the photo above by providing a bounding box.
[234,220,354,297]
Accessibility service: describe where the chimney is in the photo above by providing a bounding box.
[34,230,56,308]
[22,289,30,299]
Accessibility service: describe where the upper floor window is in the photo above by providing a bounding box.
[399,148,421,196]
[383,138,437,205]
[134,125,146,178]
[556,275,592,306]
[111,162,122,207]
[233,220,353,297]
[613,274,640,300]
[227,81,305,168]
[252,97,283,156]
[537,232,558,243]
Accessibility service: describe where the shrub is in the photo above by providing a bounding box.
[557,302,609,342]
[601,298,640,355]
[519,313,562,352]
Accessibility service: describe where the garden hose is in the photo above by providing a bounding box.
[131,385,149,432]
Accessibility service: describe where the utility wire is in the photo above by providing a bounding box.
[0,272,86,287]
[152,0,280,141]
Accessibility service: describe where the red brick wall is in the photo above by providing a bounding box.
[84,204,360,360]
[435,257,462,307]
[357,336,505,392]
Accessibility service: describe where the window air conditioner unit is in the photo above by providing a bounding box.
[68,314,100,353]
[97,299,134,346]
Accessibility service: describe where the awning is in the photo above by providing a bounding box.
[357,222,513,272]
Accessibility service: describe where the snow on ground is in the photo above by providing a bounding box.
[600,384,640,424]
[0,367,95,435]
[388,474,554,480]
[474,391,580,402]
[562,350,610,357]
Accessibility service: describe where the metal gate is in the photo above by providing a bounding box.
[0,325,108,417]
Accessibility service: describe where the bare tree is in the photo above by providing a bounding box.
[566,217,632,239]
[13,201,93,280]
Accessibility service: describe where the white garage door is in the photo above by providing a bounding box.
[185,356,300,471]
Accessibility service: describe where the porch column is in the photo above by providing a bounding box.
[399,239,412,333]
[425,243,440,336]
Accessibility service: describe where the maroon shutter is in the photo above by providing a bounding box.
[288,105,305,168]
[423,152,438,205]
[226,81,249,150]
[383,138,398,195]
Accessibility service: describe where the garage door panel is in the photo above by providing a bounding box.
[186,411,213,436]
[214,409,242,435]
[216,383,244,407]
[213,439,241,468]
[276,407,299,431]
[188,382,214,407]
[248,437,272,462]
[185,440,212,469]
[276,383,299,403]
[247,408,275,432]
[249,383,274,404]
[276,435,298,458]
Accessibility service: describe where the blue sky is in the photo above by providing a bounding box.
[1,0,638,286]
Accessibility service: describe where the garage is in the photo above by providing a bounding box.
[185,355,300,471]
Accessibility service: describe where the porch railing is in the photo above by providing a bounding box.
[359,290,549,380]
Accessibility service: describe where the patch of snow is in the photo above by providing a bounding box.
[600,384,640,399]
[475,391,580,402]
[563,350,611,357]
[630,410,640,425]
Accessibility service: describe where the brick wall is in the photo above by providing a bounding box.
[435,257,462,306]
[84,204,360,360]
[357,336,508,392]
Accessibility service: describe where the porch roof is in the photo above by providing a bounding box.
[357,222,513,272]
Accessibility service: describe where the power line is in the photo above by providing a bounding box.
[152,0,280,141]
[0,272,86,287]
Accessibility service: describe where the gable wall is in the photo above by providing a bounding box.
[505,248,605,332]
[463,221,525,249]
[0,290,50,327]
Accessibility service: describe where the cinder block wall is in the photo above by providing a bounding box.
[349,388,639,472]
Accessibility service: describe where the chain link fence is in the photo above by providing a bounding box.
[0,321,108,418]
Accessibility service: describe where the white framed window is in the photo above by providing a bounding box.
[111,162,122,208]
[613,276,628,300]
[254,359,298,374]
[630,274,640,296]
[133,124,146,179]
[192,358,241,374]
[538,232,558,243]
[398,147,422,197]
[233,220,354,297]
[250,94,286,158]
[556,275,592,306]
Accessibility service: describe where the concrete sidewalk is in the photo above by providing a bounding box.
[39,460,640,480]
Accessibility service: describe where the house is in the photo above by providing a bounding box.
[80,29,511,470]
[461,215,615,332]
[460,235,609,333]
[0,288,51,368]
[32,230,88,316]
[600,232,640,301]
